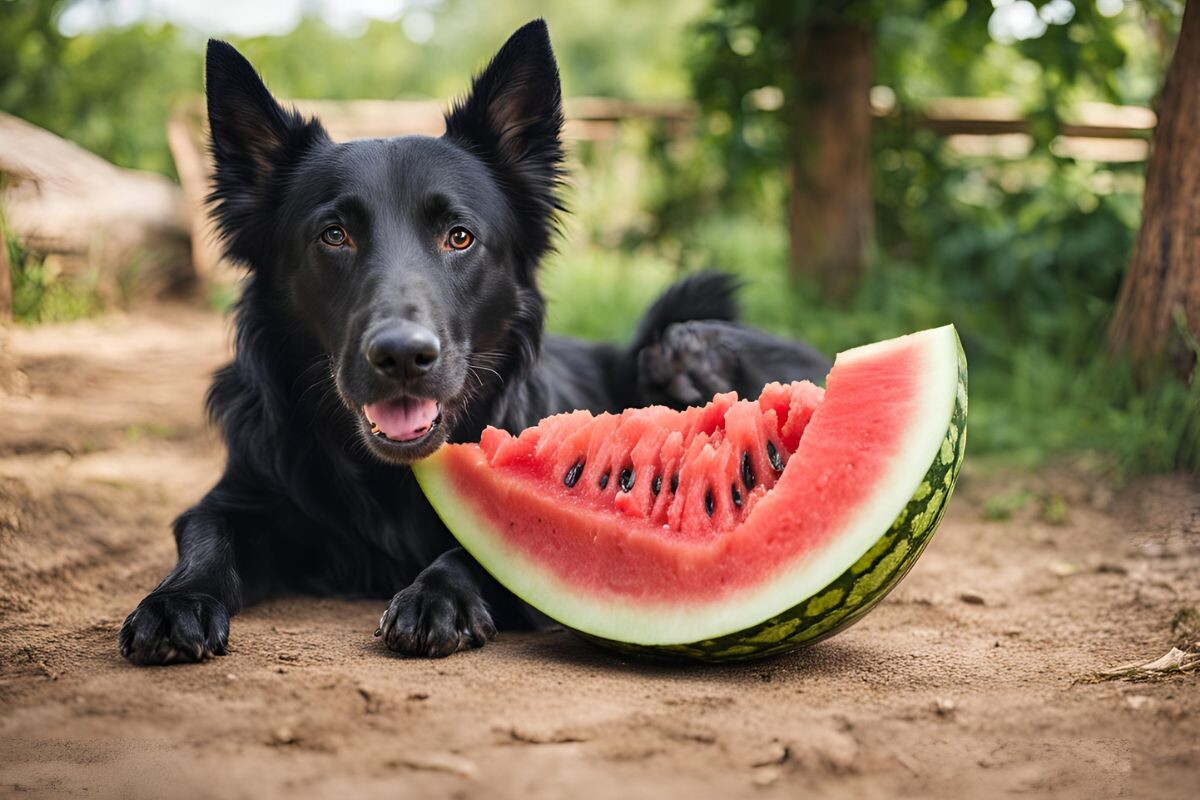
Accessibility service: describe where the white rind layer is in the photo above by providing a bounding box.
[418,325,962,645]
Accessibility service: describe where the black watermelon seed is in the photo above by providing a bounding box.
[670,473,679,493]
[741,452,756,490]
[767,441,783,472]
[704,488,714,517]
[598,471,611,490]
[564,459,584,488]
[619,467,635,492]
[731,484,742,508]
[651,475,662,495]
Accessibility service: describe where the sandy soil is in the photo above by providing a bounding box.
[0,307,1197,800]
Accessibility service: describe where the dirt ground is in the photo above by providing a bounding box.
[0,306,1197,800]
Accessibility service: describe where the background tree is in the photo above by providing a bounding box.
[1109,0,1200,379]
[691,0,882,299]
[788,10,874,301]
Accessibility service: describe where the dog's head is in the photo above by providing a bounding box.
[205,21,562,464]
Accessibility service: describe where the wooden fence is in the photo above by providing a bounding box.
[167,94,1155,285]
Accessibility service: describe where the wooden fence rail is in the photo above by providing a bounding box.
[167,94,1156,285]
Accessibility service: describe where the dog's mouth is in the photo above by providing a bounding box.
[362,396,441,443]
[357,396,448,463]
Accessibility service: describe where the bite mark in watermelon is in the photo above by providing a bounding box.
[415,325,967,661]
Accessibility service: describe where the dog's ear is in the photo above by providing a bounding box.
[444,20,564,257]
[205,40,328,265]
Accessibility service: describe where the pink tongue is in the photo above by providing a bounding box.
[365,397,439,442]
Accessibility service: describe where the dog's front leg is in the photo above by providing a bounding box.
[119,485,261,665]
[376,547,498,658]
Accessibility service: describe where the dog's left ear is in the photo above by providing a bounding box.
[444,19,564,253]
[205,39,329,266]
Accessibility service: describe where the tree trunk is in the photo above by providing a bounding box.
[788,23,874,301]
[1109,0,1200,378]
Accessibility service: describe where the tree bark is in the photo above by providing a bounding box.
[1109,0,1200,378]
[788,23,874,301]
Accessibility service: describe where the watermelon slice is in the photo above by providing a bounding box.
[414,325,967,661]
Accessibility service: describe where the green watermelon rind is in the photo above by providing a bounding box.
[416,326,968,663]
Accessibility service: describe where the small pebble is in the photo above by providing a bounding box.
[958,591,986,605]
[1049,561,1079,577]
[396,752,478,779]
[1125,695,1153,711]
[748,741,789,768]
[751,766,783,787]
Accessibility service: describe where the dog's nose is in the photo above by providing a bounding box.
[365,324,440,380]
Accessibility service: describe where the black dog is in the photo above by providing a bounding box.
[119,20,830,664]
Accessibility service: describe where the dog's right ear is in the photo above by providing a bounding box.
[444,20,564,263]
[205,40,327,264]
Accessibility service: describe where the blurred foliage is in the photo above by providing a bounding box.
[0,0,707,176]
[0,1,198,174]
[4,233,104,323]
[1,0,1196,473]
[683,0,1173,204]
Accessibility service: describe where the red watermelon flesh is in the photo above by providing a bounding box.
[436,378,832,598]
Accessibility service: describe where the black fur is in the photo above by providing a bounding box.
[119,20,830,664]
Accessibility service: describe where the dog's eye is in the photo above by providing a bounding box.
[446,227,475,251]
[321,225,349,247]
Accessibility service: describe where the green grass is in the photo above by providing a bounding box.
[6,236,104,325]
[2,178,104,324]
[206,281,240,316]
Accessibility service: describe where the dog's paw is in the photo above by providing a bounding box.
[119,591,230,666]
[376,580,497,658]
[637,320,742,407]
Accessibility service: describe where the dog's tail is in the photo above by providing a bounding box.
[627,271,740,354]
